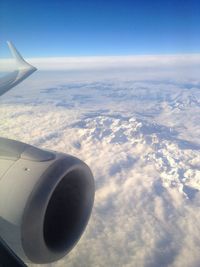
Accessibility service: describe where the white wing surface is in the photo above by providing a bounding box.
[0,41,37,96]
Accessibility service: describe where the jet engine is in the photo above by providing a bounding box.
[0,137,95,264]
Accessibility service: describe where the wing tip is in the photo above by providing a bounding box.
[6,40,37,72]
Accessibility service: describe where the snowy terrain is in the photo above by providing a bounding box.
[0,56,200,267]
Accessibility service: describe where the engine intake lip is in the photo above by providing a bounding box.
[21,155,94,264]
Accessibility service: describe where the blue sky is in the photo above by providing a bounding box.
[0,0,200,57]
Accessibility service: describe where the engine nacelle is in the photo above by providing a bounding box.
[0,137,95,264]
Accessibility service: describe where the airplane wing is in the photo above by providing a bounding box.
[0,42,94,266]
[0,42,36,266]
[0,41,37,96]
[0,236,27,267]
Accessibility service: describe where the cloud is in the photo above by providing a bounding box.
[1,54,200,73]
[0,64,200,267]
[27,54,200,70]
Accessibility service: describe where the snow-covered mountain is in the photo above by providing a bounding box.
[0,59,200,267]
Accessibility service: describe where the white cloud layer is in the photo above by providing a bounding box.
[0,57,200,267]
[28,54,200,71]
[1,54,200,71]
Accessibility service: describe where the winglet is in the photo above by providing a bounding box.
[0,41,37,96]
[7,41,36,71]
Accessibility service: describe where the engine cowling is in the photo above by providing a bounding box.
[0,137,95,264]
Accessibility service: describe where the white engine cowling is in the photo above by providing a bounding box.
[0,137,95,264]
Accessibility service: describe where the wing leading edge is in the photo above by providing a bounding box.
[0,41,37,96]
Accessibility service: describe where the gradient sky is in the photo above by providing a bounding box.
[0,0,200,57]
